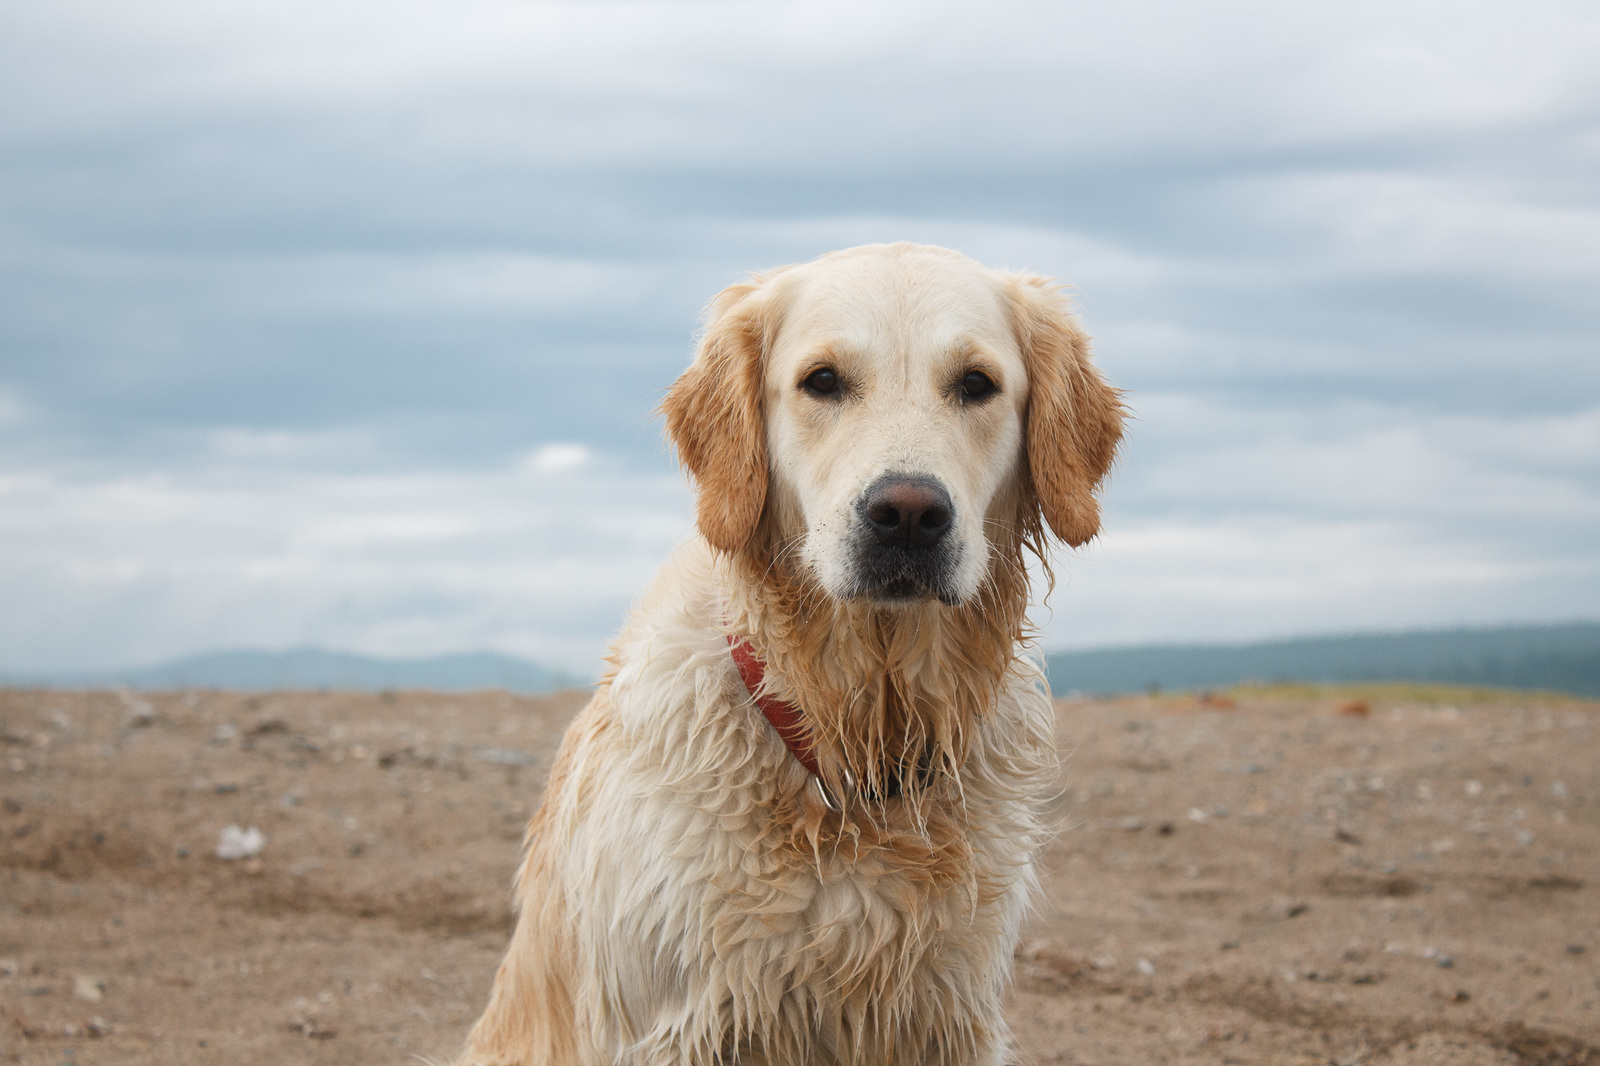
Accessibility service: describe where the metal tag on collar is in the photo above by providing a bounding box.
[813,765,854,813]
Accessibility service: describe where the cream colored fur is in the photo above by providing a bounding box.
[455,243,1122,1066]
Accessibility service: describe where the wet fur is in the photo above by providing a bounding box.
[456,244,1122,1066]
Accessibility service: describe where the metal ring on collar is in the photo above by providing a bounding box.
[812,766,854,813]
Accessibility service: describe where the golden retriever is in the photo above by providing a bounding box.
[454,242,1123,1066]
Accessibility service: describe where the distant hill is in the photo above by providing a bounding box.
[11,622,1600,698]
[9,647,568,694]
[1045,622,1600,698]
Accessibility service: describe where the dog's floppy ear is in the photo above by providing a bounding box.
[1007,274,1125,547]
[660,279,774,554]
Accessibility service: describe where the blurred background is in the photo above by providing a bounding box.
[1,0,1597,689]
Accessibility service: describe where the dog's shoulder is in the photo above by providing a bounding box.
[585,540,786,792]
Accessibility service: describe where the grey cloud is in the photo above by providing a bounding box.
[1,0,1597,667]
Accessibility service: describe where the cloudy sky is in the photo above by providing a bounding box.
[2,0,1597,675]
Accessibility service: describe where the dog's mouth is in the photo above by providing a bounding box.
[849,560,962,606]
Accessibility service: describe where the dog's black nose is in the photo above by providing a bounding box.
[862,477,954,549]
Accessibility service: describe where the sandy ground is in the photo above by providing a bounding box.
[2,682,1597,1065]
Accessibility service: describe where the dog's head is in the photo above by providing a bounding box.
[663,243,1122,606]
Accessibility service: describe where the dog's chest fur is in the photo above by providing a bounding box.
[532,544,1055,1066]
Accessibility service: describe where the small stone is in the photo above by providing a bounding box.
[247,718,290,736]
[215,824,265,860]
[1437,955,1454,968]
[1136,958,1156,976]
[476,746,535,767]
[1566,944,1585,955]
[1270,898,1308,920]
[118,688,155,727]
[74,975,104,1003]
[289,1015,337,1040]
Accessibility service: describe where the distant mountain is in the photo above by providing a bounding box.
[9,647,569,693]
[11,622,1600,698]
[1046,622,1600,698]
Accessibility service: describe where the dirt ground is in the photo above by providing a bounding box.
[2,682,1597,1065]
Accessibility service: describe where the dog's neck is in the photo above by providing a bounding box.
[720,519,1034,806]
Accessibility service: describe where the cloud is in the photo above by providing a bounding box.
[1028,393,1600,648]
[1,0,1597,669]
[0,441,691,673]
[1042,512,1600,650]
[524,442,590,473]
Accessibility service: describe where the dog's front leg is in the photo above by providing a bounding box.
[453,838,583,1066]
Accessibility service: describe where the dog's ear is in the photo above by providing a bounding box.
[660,279,774,554]
[1007,274,1125,547]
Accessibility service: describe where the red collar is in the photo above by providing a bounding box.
[726,635,822,779]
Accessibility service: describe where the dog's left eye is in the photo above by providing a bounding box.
[960,371,997,400]
[802,367,841,396]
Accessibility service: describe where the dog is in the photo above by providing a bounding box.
[454,242,1123,1066]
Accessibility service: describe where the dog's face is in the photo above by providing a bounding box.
[663,243,1122,607]
[761,253,1029,605]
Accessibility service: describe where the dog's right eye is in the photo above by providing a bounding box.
[801,368,840,396]
[959,370,997,401]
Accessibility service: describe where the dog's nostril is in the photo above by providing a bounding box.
[866,502,902,532]
[861,477,955,549]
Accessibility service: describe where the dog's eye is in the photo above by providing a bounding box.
[802,367,840,396]
[960,370,996,400]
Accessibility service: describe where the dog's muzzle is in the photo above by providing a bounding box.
[848,474,961,604]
